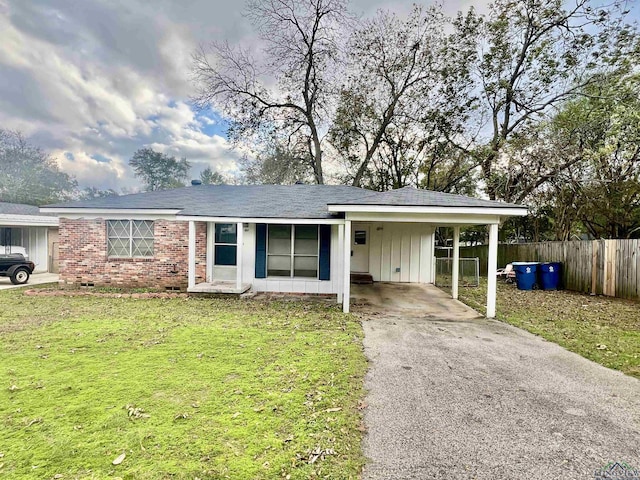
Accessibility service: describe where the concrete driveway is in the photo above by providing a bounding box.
[353,283,640,480]
[0,272,59,290]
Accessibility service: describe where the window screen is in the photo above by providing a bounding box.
[107,220,154,257]
[214,223,237,266]
[267,225,318,278]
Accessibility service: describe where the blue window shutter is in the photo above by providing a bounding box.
[319,224,331,281]
[255,223,267,278]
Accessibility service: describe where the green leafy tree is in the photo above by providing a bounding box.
[129,148,191,191]
[200,167,226,185]
[460,0,639,200]
[330,5,476,188]
[78,187,119,200]
[0,129,77,205]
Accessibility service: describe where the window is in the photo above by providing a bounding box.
[214,223,237,266]
[267,225,318,278]
[0,227,22,246]
[107,220,154,258]
[354,230,367,245]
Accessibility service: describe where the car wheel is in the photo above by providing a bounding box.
[10,268,30,285]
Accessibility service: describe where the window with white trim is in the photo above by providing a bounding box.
[107,220,154,258]
[214,223,237,266]
[267,225,318,278]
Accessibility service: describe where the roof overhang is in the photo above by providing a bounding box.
[328,204,528,217]
[0,214,59,227]
[40,208,181,221]
[177,215,344,224]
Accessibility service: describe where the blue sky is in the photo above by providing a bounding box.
[0,0,637,191]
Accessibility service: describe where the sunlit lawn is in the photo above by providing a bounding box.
[0,289,366,479]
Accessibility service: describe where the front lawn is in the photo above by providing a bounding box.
[447,279,640,379]
[0,290,366,479]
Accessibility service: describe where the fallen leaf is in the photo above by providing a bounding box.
[232,412,241,418]
[8,385,18,392]
[112,453,126,465]
[596,344,608,350]
[325,407,342,413]
[54,474,64,479]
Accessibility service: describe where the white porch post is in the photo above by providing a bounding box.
[188,221,196,290]
[342,220,351,313]
[337,223,344,304]
[486,223,499,318]
[452,226,460,300]
[236,222,243,291]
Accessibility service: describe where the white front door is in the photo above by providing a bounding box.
[351,225,370,273]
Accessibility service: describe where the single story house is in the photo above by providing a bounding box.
[41,184,527,315]
[0,202,59,273]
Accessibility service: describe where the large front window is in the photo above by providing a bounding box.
[214,223,237,266]
[107,220,154,258]
[267,225,318,278]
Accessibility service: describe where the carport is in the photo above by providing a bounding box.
[327,188,527,317]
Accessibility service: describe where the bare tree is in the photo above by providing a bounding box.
[330,6,473,188]
[192,0,349,184]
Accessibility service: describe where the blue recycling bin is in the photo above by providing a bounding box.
[539,262,562,290]
[512,262,539,290]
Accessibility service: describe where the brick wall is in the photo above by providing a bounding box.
[59,219,207,290]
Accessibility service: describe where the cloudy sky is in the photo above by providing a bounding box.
[1,0,632,191]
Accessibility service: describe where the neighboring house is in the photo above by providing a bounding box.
[41,184,527,316]
[0,202,59,273]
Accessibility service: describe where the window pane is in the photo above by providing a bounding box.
[215,245,237,266]
[294,225,318,254]
[215,224,237,244]
[132,220,153,238]
[108,238,129,257]
[132,238,153,257]
[354,230,367,245]
[268,225,292,254]
[267,255,291,276]
[108,220,129,238]
[294,256,317,278]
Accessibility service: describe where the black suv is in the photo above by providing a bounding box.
[0,254,35,285]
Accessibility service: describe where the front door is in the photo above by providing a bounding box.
[351,225,370,273]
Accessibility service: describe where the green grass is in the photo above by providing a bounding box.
[0,290,367,479]
[444,278,640,379]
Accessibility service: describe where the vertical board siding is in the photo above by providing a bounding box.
[457,239,640,300]
[366,223,434,283]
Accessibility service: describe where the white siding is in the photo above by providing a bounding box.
[364,222,434,283]
[248,224,341,294]
[206,221,434,293]
[2,226,49,272]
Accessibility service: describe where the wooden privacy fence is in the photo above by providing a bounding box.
[453,240,640,301]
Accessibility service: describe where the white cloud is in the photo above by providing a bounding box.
[0,0,496,193]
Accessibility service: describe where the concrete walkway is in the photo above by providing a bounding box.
[0,272,59,290]
[354,283,640,480]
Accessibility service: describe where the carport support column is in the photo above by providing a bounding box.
[236,222,243,291]
[337,224,344,304]
[342,220,351,313]
[188,221,196,290]
[452,226,460,300]
[486,223,499,318]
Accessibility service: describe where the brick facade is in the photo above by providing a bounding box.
[59,218,207,290]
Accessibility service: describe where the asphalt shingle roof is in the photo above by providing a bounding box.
[329,186,525,209]
[44,185,525,218]
[0,202,53,216]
